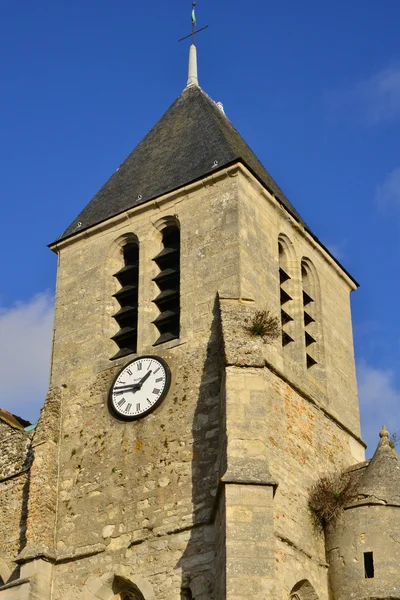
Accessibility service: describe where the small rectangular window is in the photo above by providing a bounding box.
[364,551,374,578]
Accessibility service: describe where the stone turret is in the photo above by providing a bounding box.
[326,426,400,599]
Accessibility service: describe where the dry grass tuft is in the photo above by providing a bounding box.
[247,310,280,343]
[309,472,358,526]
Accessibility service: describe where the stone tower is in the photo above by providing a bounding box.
[0,39,378,600]
[326,426,400,599]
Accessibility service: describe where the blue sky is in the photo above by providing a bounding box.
[0,1,399,457]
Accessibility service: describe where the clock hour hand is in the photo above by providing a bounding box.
[114,370,152,394]
[114,384,141,394]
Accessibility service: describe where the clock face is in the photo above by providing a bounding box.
[108,356,171,421]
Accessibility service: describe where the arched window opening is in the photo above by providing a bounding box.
[278,239,295,348]
[301,260,318,369]
[111,241,139,360]
[289,579,319,600]
[152,224,180,345]
[115,593,140,600]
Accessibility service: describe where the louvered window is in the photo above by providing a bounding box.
[279,241,295,347]
[111,242,139,360]
[302,261,317,369]
[152,226,180,346]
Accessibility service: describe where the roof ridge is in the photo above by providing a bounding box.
[194,88,300,219]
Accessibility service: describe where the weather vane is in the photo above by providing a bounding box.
[178,1,209,44]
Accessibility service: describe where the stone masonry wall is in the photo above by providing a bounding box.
[237,171,361,437]
[220,298,364,599]
[0,421,32,579]
[0,421,31,480]
[15,163,365,598]
[32,172,237,598]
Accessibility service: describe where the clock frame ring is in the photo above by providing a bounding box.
[108,355,171,422]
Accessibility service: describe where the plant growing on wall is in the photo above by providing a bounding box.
[247,310,280,343]
[308,471,359,526]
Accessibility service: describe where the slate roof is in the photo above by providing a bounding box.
[57,85,308,242]
[356,427,400,507]
[53,85,358,285]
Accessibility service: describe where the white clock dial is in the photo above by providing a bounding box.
[109,356,170,420]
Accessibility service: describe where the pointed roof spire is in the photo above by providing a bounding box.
[187,43,199,87]
[178,2,208,88]
[356,426,400,506]
[187,2,198,87]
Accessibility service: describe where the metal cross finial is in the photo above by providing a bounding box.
[178,1,209,44]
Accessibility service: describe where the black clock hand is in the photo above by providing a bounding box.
[137,370,152,387]
[114,384,141,394]
[115,371,152,393]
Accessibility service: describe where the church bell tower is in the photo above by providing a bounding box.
[0,6,369,600]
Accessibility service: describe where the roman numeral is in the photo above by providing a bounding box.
[126,403,132,412]
[154,367,160,374]
[137,361,142,371]
[126,369,132,376]
[136,403,140,412]
[147,398,152,405]
[117,399,126,407]
[152,388,160,395]
[155,377,163,383]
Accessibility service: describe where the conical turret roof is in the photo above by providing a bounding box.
[357,426,400,506]
[56,86,308,243]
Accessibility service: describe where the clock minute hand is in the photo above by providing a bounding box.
[137,370,152,388]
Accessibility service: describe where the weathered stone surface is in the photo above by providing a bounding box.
[0,418,32,580]
[326,430,400,600]
[0,164,371,599]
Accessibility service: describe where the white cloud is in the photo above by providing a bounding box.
[326,66,400,126]
[326,240,347,260]
[357,360,400,457]
[375,167,400,211]
[0,293,54,424]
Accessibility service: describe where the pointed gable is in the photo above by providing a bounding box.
[57,85,308,242]
[357,427,400,506]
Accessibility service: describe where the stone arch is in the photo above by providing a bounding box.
[278,233,298,352]
[289,579,319,600]
[301,257,320,299]
[83,568,155,600]
[107,232,140,275]
[278,233,297,275]
[152,214,180,234]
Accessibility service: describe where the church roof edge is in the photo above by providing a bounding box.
[50,86,359,286]
[0,408,32,431]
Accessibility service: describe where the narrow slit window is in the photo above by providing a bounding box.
[278,241,295,348]
[301,261,318,369]
[364,551,374,579]
[111,242,139,360]
[152,225,180,345]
